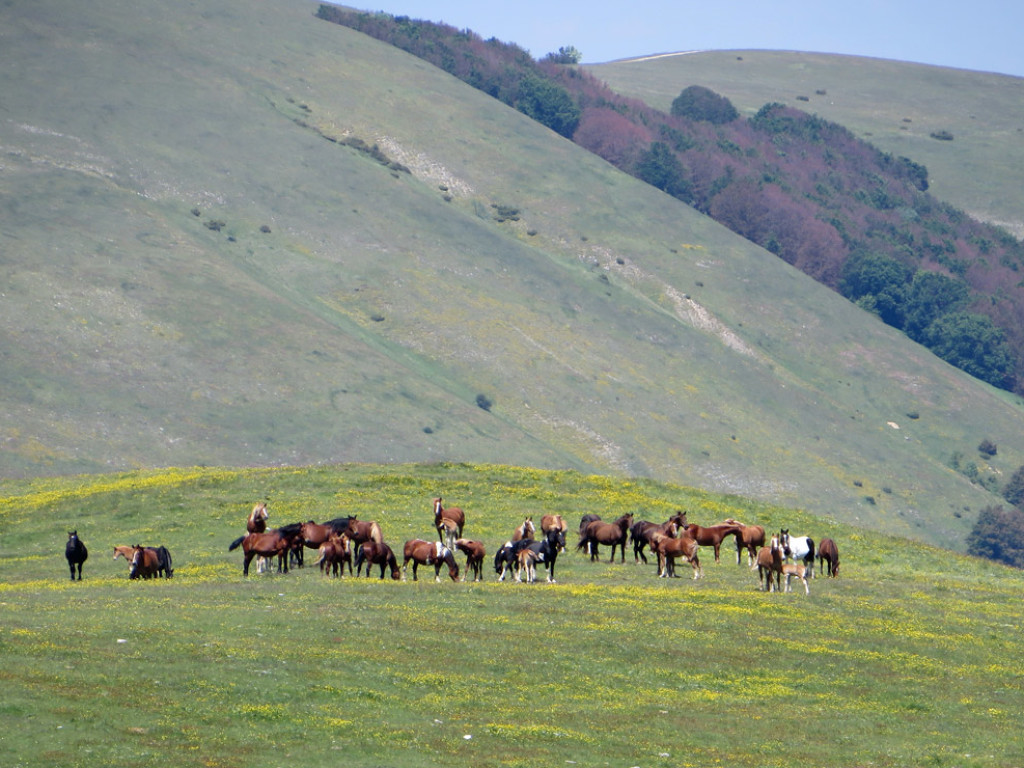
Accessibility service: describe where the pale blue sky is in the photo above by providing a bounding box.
[338,0,1024,77]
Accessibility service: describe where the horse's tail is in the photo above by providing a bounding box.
[228,535,245,551]
[369,521,383,545]
[158,546,174,577]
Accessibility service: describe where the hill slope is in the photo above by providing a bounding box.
[589,50,1024,238]
[2,0,1024,549]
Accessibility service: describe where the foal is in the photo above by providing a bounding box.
[781,563,810,594]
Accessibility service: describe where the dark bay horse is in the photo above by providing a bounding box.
[577,514,601,557]
[315,533,352,577]
[683,521,742,563]
[817,537,839,577]
[402,539,459,582]
[433,497,465,539]
[630,511,687,564]
[577,514,633,563]
[355,541,401,580]
[455,539,486,582]
[65,530,88,581]
[229,527,301,576]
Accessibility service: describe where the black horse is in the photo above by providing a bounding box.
[496,528,566,583]
[65,530,88,580]
[494,538,533,581]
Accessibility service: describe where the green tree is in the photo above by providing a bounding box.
[839,251,913,328]
[514,73,581,138]
[903,270,969,341]
[967,505,1024,568]
[670,85,739,124]
[634,141,690,200]
[923,312,1015,389]
[543,45,582,64]
[1003,465,1024,507]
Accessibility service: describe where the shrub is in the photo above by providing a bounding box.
[978,438,998,457]
[670,85,738,124]
[930,130,955,141]
[967,505,1024,568]
[1003,465,1024,507]
[475,394,493,411]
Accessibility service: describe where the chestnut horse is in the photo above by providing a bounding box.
[682,521,742,563]
[65,530,88,581]
[402,539,460,582]
[455,539,486,581]
[630,511,687,564]
[577,514,633,563]
[755,535,784,592]
[433,497,465,539]
[315,533,352,577]
[437,517,459,551]
[247,502,269,533]
[577,514,601,557]
[115,545,173,578]
[650,531,702,579]
[340,517,384,549]
[354,541,401,580]
[511,516,535,542]
[724,519,765,567]
[229,528,300,576]
[782,563,810,594]
[817,537,839,577]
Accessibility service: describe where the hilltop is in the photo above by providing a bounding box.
[2,0,1024,550]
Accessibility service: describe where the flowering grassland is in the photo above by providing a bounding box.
[1,463,1022,767]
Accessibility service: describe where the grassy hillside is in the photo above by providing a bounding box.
[3,0,1024,550]
[1,464,1022,767]
[588,51,1024,238]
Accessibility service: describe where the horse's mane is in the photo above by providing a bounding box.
[369,520,383,544]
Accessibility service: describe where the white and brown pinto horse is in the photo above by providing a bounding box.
[402,539,460,582]
[779,529,815,577]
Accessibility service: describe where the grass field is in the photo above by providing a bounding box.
[1,463,1022,767]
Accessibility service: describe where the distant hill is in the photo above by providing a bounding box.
[3,0,1024,552]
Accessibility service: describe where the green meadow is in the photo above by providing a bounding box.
[1,463,1021,767]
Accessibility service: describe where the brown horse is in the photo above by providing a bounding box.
[315,533,352,577]
[630,511,687,564]
[755,535,784,592]
[817,537,840,577]
[114,545,173,579]
[341,517,384,549]
[437,517,459,551]
[455,539,486,582]
[512,516,535,542]
[433,497,465,539]
[516,546,541,584]
[650,531,702,579]
[683,521,742,563]
[577,514,601,557]
[247,502,269,533]
[402,539,460,582]
[228,528,300,576]
[577,513,633,563]
[355,541,401,580]
[541,514,568,552]
[724,519,766,567]
[782,563,810,594]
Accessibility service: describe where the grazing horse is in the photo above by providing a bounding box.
[682,521,742,563]
[354,541,401,580]
[433,497,465,539]
[630,512,686,564]
[577,514,633,563]
[315,533,352,577]
[128,545,174,580]
[724,519,765,567]
[755,535,785,592]
[494,539,533,581]
[511,516,535,542]
[782,563,810,594]
[247,502,269,533]
[515,527,566,583]
[650,531,702,579]
[817,537,839,577]
[228,528,299,576]
[402,539,460,582]
[455,539,486,582]
[65,530,88,581]
[779,529,815,577]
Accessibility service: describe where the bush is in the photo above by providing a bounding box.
[475,394,493,411]
[967,505,1024,568]
[1003,465,1024,507]
[670,85,738,125]
[978,438,998,457]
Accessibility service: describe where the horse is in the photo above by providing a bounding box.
[782,563,810,594]
[433,497,465,539]
[577,513,633,563]
[354,541,401,580]
[228,527,300,576]
[577,514,601,557]
[511,516,535,542]
[300,519,352,551]
[402,539,459,582]
[540,514,568,551]
[455,539,486,582]
[817,537,839,577]
[341,517,384,549]
[115,545,173,578]
[314,533,352,577]
[437,517,459,551]
[65,530,88,581]
[247,502,269,533]
[755,535,785,592]
[779,529,815,577]
[724,519,766,567]
[516,547,541,584]
[515,527,566,583]
[650,531,702,579]
[682,521,742,563]
[494,538,533,581]
[630,512,686,564]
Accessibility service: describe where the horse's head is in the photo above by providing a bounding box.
[546,526,566,552]
[129,545,145,579]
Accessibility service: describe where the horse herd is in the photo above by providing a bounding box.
[64,497,841,592]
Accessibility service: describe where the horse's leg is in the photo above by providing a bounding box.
[713,543,721,563]
[243,552,254,577]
